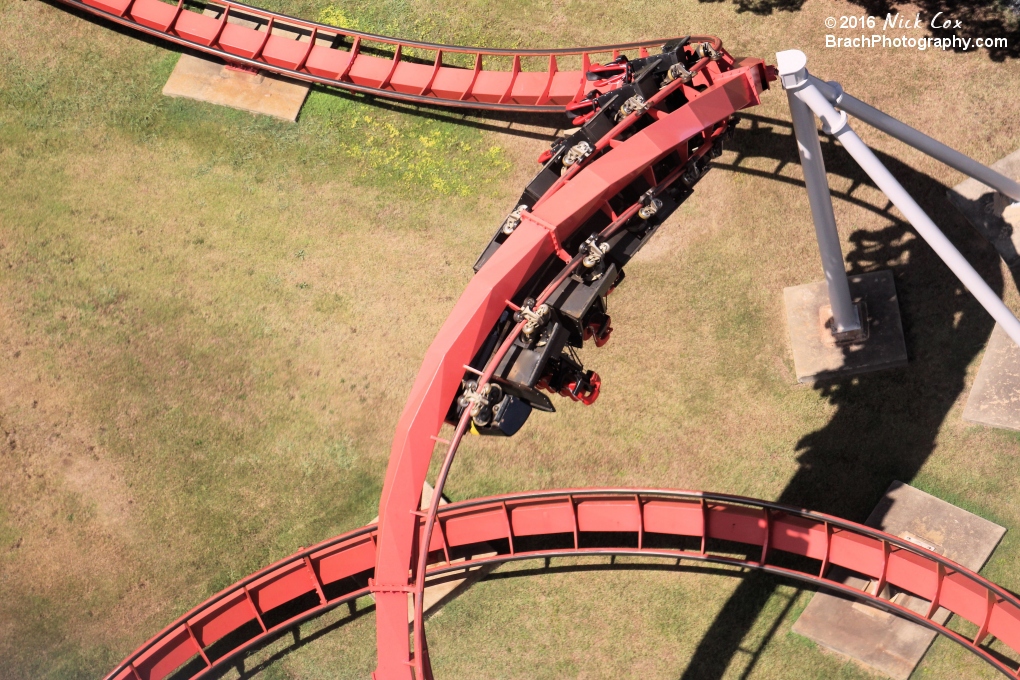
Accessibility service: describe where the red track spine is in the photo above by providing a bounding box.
[372,47,768,679]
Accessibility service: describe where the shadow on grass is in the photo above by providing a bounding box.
[679,113,1007,678]
[189,599,376,680]
[40,0,566,141]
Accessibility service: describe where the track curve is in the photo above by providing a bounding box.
[66,3,1020,677]
[373,38,770,679]
[55,0,702,112]
[105,489,1020,680]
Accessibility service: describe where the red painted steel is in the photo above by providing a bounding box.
[69,3,1018,676]
[405,121,737,676]
[104,490,1020,680]
[55,0,698,112]
[380,44,769,680]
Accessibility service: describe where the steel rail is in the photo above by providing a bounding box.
[102,522,378,680]
[425,487,1016,596]
[530,51,715,210]
[405,51,746,678]
[409,141,726,679]
[176,0,712,57]
[105,488,1020,680]
[372,52,768,680]
[425,547,1020,679]
[55,0,710,112]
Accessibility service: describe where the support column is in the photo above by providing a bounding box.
[808,76,1020,203]
[778,50,861,338]
[791,63,1020,349]
[791,60,1020,425]
[776,50,907,383]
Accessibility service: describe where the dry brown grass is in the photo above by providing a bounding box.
[3,0,1020,678]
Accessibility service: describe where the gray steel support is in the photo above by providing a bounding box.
[776,51,861,334]
[782,52,1020,348]
[808,75,1020,203]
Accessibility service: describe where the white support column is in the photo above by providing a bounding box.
[776,50,861,336]
[783,50,1020,348]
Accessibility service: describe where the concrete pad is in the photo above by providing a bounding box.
[948,148,1020,268]
[950,147,1020,431]
[370,482,496,624]
[163,52,310,122]
[793,481,1006,679]
[784,270,908,383]
[963,323,1020,431]
[415,553,496,623]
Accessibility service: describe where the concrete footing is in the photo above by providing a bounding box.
[949,148,1020,431]
[793,481,1005,679]
[783,270,908,383]
[162,7,311,121]
[963,323,1020,431]
[948,147,1020,268]
[163,54,310,122]
[162,10,308,121]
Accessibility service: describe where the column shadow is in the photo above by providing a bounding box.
[678,113,1006,678]
[40,0,567,142]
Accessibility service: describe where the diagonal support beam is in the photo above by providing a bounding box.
[809,75,1020,204]
[778,49,1020,349]
[777,50,860,335]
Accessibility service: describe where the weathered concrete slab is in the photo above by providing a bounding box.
[161,7,312,121]
[953,147,1020,431]
[793,481,1006,679]
[948,148,1020,268]
[784,270,907,383]
[163,47,310,122]
[963,323,1020,431]
[370,482,495,624]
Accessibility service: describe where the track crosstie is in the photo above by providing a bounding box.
[105,490,1020,680]
[55,2,1020,678]
[56,0,706,112]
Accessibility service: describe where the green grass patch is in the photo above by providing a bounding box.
[3,0,1020,678]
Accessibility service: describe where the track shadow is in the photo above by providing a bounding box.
[194,599,376,680]
[304,83,564,141]
[677,113,1006,678]
[40,0,566,141]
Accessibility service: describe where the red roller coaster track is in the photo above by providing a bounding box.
[54,2,1020,678]
[55,0,704,112]
[104,490,1020,680]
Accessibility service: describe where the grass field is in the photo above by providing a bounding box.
[3,0,1020,677]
